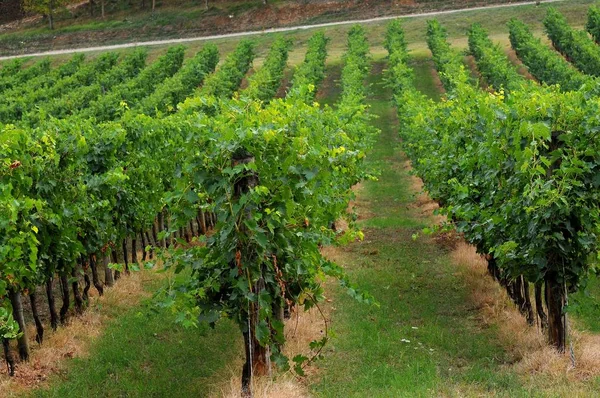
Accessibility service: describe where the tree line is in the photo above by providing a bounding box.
[0,0,268,29]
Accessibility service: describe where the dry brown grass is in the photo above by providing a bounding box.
[449,240,600,394]
[215,370,309,398]
[401,153,600,394]
[450,242,546,358]
[212,305,325,398]
[0,268,160,397]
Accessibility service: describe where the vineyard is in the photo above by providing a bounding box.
[2,1,600,397]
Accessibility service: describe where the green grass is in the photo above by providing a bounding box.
[310,59,535,397]
[31,276,242,398]
[316,62,343,107]
[572,274,600,333]
[409,56,443,101]
[308,26,600,395]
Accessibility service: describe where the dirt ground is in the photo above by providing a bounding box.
[0,0,517,55]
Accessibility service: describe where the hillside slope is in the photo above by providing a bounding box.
[0,0,520,56]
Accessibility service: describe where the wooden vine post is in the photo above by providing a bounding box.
[544,131,567,353]
[545,274,566,352]
[233,149,270,397]
[8,289,29,361]
[2,338,15,376]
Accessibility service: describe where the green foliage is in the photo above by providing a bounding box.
[338,26,370,107]
[393,19,600,297]
[385,20,413,95]
[585,5,600,45]
[384,19,407,56]
[287,31,329,103]
[0,126,48,317]
[0,58,51,94]
[23,0,68,16]
[138,44,219,116]
[0,53,89,123]
[0,59,24,79]
[425,19,470,92]
[35,52,119,105]
[83,45,186,121]
[243,36,293,103]
[156,28,374,372]
[36,48,148,121]
[467,23,531,93]
[0,37,268,351]
[0,304,20,340]
[198,39,255,99]
[508,18,592,92]
[544,8,600,77]
[159,95,373,367]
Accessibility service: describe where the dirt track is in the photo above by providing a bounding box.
[0,0,565,60]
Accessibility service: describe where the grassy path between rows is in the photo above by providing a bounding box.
[28,276,241,398]
[309,59,535,397]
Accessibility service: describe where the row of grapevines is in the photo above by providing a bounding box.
[198,39,256,99]
[421,20,479,202]
[508,18,592,92]
[60,37,255,295]
[127,39,262,237]
[467,24,570,328]
[586,5,600,44]
[1,53,84,103]
[0,33,367,388]
[543,8,600,77]
[397,19,600,352]
[338,26,370,109]
[0,53,92,123]
[124,35,324,256]
[32,49,148,122]
[76,41,252,270]
[328,24,375,244]
[32,54,119,106]
[426,20,471,92]
[80,46,186,122]
[84,40,257,267]
[157,28,373,392]
[0,59,24,80]
[0,38,261,368]
[162,34,329,254]
[429,18,582,349]
[138,44,219,116]
[467,23,534,93]
[0,58,51,94]
[287,31,329,102]
[242,36,293,103]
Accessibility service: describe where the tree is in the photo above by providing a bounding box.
[23,0,67,30]
[0,0,26,23]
